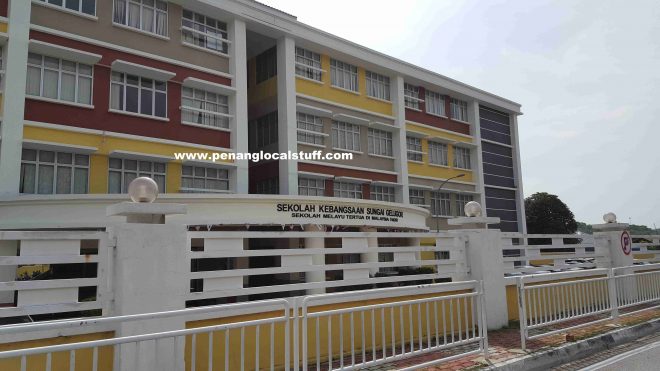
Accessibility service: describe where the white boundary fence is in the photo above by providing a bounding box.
[297,281,487,371]
[0,282,487,371]
[0,299,291,371]
[517,263,660,349]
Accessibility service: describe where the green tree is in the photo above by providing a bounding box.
[525,192,578,234]
[576,221,593,234]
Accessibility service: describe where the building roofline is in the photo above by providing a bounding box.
[219,0,522,114]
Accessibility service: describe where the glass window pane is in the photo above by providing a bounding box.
[123,172,137,193]
[39,151,55,163]
[65,0,80,11]
[182,166,193,176]
[57,152,72,164]
[22,149,37,161]
[111,83,123,110]
[74,168,88,193]
[139,161,152,172]
[75,154,89,166]
[43,70,59,99]
[109,158,122,169]
[124,159,137,171]
[108,171,122,193]
[61,73,76,102]
[155,92,167,117]
[20,163,36,194]
[126,86,139,112]
[140,89,153,115]
[81,0,96,15]
[38,165,55,194]
[78,77,92,105]
[56,166,72,194]
[26,67,42,96]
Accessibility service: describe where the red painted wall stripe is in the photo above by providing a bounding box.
[405,86,471,135]
[24,31,232,149]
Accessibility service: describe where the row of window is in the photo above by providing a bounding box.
[404,83,469,121]
[39,1,229,55]
[19,149,230,194]
[406,137,472,169]
[409,189,474,217]
[295,47,470,121]
[26,52,230,129]
[296,113,394,156]
[298,178,396,202]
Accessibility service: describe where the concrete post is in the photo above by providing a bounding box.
[106,202,188,371]
[392,75,409,203]
[229,18,249,194]
[360,227,380,276]
[593,212,635,310]
[276,36,298,195]
[304,224,326,294]
[449,206,508,330]
[0,0,31,196]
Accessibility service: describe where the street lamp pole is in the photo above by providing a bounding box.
[434,173,466,232]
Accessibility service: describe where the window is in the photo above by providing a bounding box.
[370,185,395,202]
[334,182,362,199]
[431,192,451,217]
[108,158,166,194]
[256,47,277,83]
[406,137,423,162]
[365,71,390,101]
[20,149,89,194]
[182,10,228,54]
[181,87,229,129]
[26,53,93,105]
[404,83,421,110]
[332,121,361,152]
[368,128,393,157]
[250,112,278,151]
[450,98,468,122]
[299,177,325,196]
[110,72,167,118]
[455,194,473,216]
[426,90,445,116]
[330,59,358,92]
[256,178,279,194]
[113,0,168,37]
[428,142,448,166]
[37,0,96,16]
[181,165,229,192]
[295,47,322,81]
[297,113,325,145]
[453,146,471,169]
[409,189,426,205]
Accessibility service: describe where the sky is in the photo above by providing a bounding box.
[260,0,660,227]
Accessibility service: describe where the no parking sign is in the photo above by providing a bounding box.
[621,230,632,255]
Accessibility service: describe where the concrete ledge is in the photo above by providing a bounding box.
[492,318,660,371]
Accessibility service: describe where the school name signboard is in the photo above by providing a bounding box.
[276,203,404,222]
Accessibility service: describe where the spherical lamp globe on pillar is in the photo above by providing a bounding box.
[127,177,159,203]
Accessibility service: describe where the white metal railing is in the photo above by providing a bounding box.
[517,263,660,349]
[0,299,291,371]
[298,281,487,370]
[187,231,467,303]
[631,235,660,263]
[0,230,111,321]
[502,233,609,276]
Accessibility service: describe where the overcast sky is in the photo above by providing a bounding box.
[260,0,660,227]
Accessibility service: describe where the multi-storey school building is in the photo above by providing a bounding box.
[0,0,525,232]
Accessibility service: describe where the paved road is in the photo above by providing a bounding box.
[580,340,660,370]
[552,332,660,370]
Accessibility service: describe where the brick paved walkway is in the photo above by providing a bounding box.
[369,307,660,370]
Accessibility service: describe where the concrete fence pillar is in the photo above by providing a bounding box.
[106,200,188,371]
[304,224,326,295]
[361,226,380,276]
[593,212,636,309]
[448,203,508,330]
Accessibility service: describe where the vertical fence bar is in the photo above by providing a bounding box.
[608,269,619,318]
[517,277,527,350]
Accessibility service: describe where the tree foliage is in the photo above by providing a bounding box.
[525,192,578,234]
